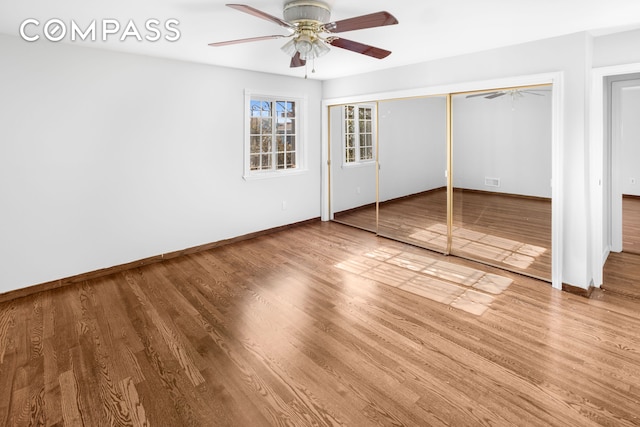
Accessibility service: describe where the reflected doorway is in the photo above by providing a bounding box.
[608,75,640,255]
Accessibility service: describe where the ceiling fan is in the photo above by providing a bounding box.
[209,1,398,74]
[466,89,550,100]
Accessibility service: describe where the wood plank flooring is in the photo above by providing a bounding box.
[2,221,640,426]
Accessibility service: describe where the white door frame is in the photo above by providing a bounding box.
[321,72,564,290]
[589,62,640,287]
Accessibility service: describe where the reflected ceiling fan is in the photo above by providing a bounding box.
[466,88,550,100]
[209,1,398,75]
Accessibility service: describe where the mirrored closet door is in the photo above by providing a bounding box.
[450,85,553,280]
[330,103,378,232]
[377,96,448,253]
[328,84,554,282]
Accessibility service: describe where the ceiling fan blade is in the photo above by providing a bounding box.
[290,52,306,68]
[324,11,398,33]
[521,90,546,96]
[209,34,287,47]
[226,4,294,29]
[486,92,507,99]
[466,92,499,98]
[328,38,391,59]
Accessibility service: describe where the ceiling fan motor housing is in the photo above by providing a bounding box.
[283,0,331,24]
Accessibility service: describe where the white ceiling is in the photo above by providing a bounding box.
[2,0,640,80]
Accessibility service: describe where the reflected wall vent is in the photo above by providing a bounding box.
[485,177,500,187]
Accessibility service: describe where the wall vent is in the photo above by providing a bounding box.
[485,177,501,187]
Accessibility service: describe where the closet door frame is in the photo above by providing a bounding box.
[322,72,563,290]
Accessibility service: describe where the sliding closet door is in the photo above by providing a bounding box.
[377,96,448,252]
[451,86,553,280]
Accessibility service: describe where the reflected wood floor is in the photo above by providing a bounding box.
[2,222,640,426]
[335,189,552,279]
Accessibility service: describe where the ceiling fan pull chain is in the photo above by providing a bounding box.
[312,58,316,74]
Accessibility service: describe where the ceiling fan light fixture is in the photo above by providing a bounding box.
[295,34,314,55]
[310,38,330,58]
[280,38,297,57]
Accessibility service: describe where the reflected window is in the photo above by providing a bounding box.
[344,104,375,165]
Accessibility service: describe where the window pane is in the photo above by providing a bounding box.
[250,154,260,170]
[345,106,354,120]
[250,117,260,134]
[287,136,295,151]
[365,121,372,133]
[360,146,373,160]
[277,153,285,169]
[345,148,355,163]
[250,136,261,154]
[286,153,293,168]
[346,119,354,134]
[261,118,272,133]
[364,108,372,120]
[261,154,272,169]
[261,136,272,153]
[251,100,271,117]
[346,134,354,148]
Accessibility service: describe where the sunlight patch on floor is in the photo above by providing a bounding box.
[407,223,547,270]
[335,245,514,316]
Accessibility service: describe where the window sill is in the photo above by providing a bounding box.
[243,168,308,181]
[341,161,376,169]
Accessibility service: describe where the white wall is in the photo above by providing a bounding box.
[593,28,640,68]
[0,34,322,293]
[324,32,594,289]
[452,90,552,198]
[378,97,447,202]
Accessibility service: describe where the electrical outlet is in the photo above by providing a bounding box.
[631,178,636,185]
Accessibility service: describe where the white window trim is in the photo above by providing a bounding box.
[342,103,377,168]
[243,89,308,180]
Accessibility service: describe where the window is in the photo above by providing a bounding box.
[344,104,375,165]
[245,92,305,179]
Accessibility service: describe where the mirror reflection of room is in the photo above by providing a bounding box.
[614,79,640,254]
[377,96,448,253]
[330,103,378,232]
[451,85,553,280]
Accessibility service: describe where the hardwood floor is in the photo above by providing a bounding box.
[334,189,552,280]
[1,221,640,426]
[624,195,640,254]
[603,251,640,299]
